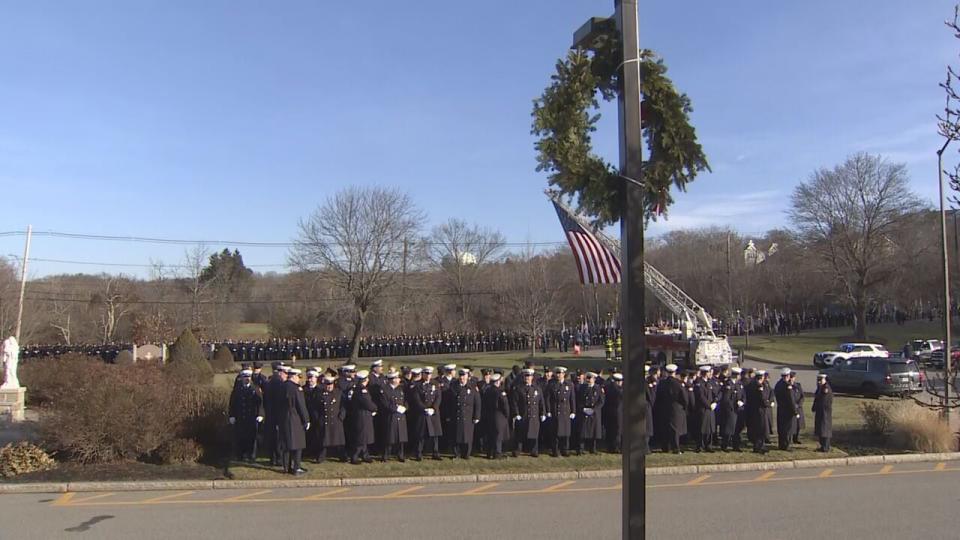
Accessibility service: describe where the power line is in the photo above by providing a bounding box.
[25,257,289,269]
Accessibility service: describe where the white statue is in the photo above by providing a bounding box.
[1,336,20,390]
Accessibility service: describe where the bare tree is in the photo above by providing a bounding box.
[90,274,135,343]
[426,219,505,331]
[180,245,213,335]
[497,248,566,357]
[48,283,74,345]
[790,153,923,339]
[290,187,424,360]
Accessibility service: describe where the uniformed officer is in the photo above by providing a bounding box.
[746,370,772,454]
[279,369,310,475]
[790,372,805,444]
[263,364,288,466]
[410,367,442,461]
[576,372,605,454]
[251,362,268,389]
[481,373,511,459]
[316,374,346,463]
[774,368,799,451]
[439,363,457,452]
[605,372,624,453]
[719,366,745,452]
[511,368,546,457]
[693,365,716,453]
[654,364,687,454]
[228,369,264,462]
[450,368,482,459]
[347,370,377,464]
[812,373,833,452]
[338,364,357,393]
[378,370,408,462]
[303,370,324,462]
[544,366,576,457]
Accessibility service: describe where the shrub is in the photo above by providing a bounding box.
[177,385,232,461]
[210,346,235,373]
[858,401,892,436]
[19,354,97,408]
[0,442,56,477]
[157,438,202,464]
[165,328,214,385]
[40,360,187,463]
[888,402,956,453]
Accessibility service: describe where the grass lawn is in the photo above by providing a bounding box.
[730,320,950,368]
[227,393,888,480]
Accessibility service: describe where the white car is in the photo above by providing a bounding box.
[813,343,889,368]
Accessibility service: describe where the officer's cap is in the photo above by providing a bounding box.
[458,368,470,376]
[372,359,383,367]
[699,365,711,372]
[556,366,568,373]
[757,370,767,377]
[306,369,319,378]
[342,364,357,372]
[422,366,434,374]
[491,373,502,382]
[817,373,828,380]
[288,368,302,376]
[323,375,337,384]
[586,372,598,379]
[612,373,624,381]
[280,366,292,373]
[386,370,400,379]
[443,364,457,371]
[521,368,535,376]
[731,367,743,375]
[411,368,422,375]
[356,370,370,379]
[239,369,253,377]
[665,364,678,373]
[781,368,792,376]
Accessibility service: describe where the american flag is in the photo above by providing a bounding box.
[551,200,622,285]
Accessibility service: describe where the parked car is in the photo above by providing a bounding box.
[929,345,960,369]
[821,357,923,398]
[906,339,943,365]
[813,343,889,368]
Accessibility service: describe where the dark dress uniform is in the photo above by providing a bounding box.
[774,378,799,450]
[654,376,687,453]
[812,382,833,452]
[279,380,310,473]
[544,379,576,456]
[692,376,716,452]
[316,386,346,462]
[792,381,805,444]
[438,375,456,452]
[718,377,744,451]
[228,382,263,461]
[410,380,443,460]
[347,383,377,464]
[604,379,625,453]
[481,383,510,458]
[303,384,324,460]
[262,375,286,465]
[511,383,545,457]
[575,383,605,454]
[745,378,772,453]
[449,380,482,458]
[377,383,408,461]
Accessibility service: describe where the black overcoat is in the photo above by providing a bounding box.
[481,384,510,445]
[718,379,743,437]
[317,387,346,447]
[774,379,798,440]
[449,380,481,444]
[812,384,833,439]
[545,379,576,438]
[279,381,309,451]
[378,383,409,444]
[511,383,545,439]
[347,384,378,446]
[576,384,605,439]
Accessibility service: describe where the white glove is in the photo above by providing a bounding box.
[372,411,377,417]
[771,402,776,407]
[305,422,311,431]
[425,408,435,416]
[737,401,744,408]
[547,413,552,418]
[796,414,801,419]
[540,415,547,422]
[710,403,717,411]
[228,417,236,425]
[515,415,522,421]
[397,405,407,414]
[256,416,263,423]
[570,413,576,419]
[473,419,479,424]
[584,408,594,416]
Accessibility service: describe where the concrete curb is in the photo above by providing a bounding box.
[2,452,958,494]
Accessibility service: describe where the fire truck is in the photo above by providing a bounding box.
[549,193,734,369]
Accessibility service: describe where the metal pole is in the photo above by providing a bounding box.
[937,144,951,420]
[615,1,646,538]
[14,225,32,342]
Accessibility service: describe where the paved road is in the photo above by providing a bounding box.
[1,461,957,539]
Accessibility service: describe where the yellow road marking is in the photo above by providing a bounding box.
[543,480,576,492]
[47,466,960,508]
[686,475,711,485]
[818,469,834,478]
[385,486,424,498]
[305,488,350,500]
[462,483,499,495]
[51,492,75,507]
[879,465,893,474]
[70,493,116,504]
[225,489,272,501]
[141,491,194,504]
[935,462,947,471]
[755,471,776,481]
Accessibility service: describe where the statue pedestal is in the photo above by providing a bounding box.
[0,388,25,422]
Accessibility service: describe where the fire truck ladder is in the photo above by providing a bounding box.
[547,191,719,339]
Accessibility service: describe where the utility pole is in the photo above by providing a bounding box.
[614,1,645,537]
[937,142,952,421]
[726,232,733,324]
[15,225,33,342]
[400,237,409,335]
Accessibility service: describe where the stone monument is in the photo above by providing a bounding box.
[0,336,25,422]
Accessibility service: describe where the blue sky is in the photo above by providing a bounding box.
[0,0,955,276]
